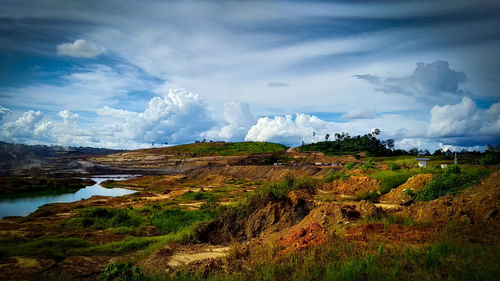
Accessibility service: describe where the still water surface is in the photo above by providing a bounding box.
[0,175,137,218]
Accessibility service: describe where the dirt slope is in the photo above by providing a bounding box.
[400,170,500,230]
[379,174,433,205]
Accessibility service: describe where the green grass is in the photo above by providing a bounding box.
[157,141,286,156]
[99,262,146,281]
[0,237,94,261]
[75,236,160,256]
[322,171,350,183]
[149,236,500,281]
[369,169,418,194]
[355,190,380,201]
[66,207,142,230]
[388,162,401,171]
[179,191,216,201]
[359,160,377,170]
[324,255,379,281]
[151,208,219,234]
[416,165,490,201]
[345,162,356,169]
[245,175,317,207]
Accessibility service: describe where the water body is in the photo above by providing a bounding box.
[0,175,138,218]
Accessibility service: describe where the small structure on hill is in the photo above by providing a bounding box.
[415,158,430,168]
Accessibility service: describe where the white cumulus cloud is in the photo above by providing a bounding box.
[245,114,339,146]
[203,101,256,142]
[0,109,91,146]
[97,89,217,145]
[57,39,106,58]
[0,110,44,141]
[428,97,500,145]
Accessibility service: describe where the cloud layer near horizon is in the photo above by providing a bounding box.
[1,89,498,151]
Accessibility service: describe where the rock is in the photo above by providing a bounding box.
[355,200,381,218]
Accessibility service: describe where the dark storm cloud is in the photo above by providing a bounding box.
[355,61,468,104]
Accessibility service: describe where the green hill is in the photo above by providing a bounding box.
[143,141,287,156]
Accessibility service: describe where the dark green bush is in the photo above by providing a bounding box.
[388,163,401,171]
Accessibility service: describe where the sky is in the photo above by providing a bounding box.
[0,0,499,151]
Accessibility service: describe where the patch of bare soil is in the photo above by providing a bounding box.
[183,165,336,184]
[344,223,434,245]
[379,174,433,205]
[400,170,500,231]
[322,176,380,196]
[0,257,55,281]
[280,222,329,253]
[55,256,111,280]
[139,244,230,274]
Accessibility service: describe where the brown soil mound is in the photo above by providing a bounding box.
[194,197,312,244]
[327,176,380,196]
[344,223,434,244]
[184,166,334,183]
[379,174,433,205]
[400,170,500,230]
[281,222,328,253]
[295,201,381,229]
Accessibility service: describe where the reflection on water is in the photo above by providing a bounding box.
[0,175,138,218]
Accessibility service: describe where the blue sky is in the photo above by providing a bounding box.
[0,0,499,150]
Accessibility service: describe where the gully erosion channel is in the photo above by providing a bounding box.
[0,175,138,218]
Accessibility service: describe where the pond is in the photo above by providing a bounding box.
[0,175,138,218]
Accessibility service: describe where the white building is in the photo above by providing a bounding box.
[415,158,430,168]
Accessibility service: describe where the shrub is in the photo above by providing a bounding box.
[355,190,379,201]
[151,208,218,234]
[179,191,215,201]
[359,160,376,170]
[99,262,145,281]
[345,162,356,170]
[388,162,401,171]
[67,207,142,229]
[241,175,319,214]
[322,172,350,183]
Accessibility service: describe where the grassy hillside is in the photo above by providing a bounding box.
[144,141,287,156]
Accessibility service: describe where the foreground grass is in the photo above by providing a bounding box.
[101,233,500,281]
